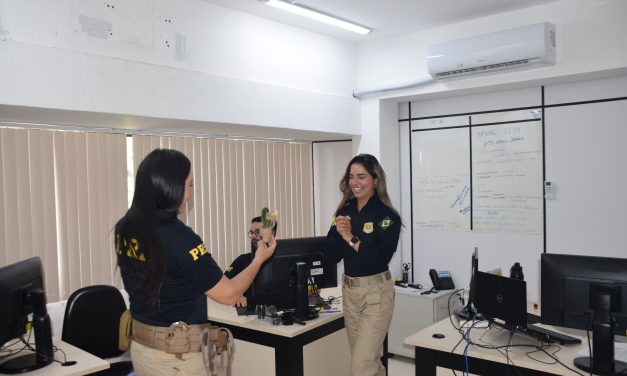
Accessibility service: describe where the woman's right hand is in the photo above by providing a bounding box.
[335,215,352,237]
[254,235,277,263]
[234,295,247,307]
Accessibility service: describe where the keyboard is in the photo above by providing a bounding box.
[518,324,582,345]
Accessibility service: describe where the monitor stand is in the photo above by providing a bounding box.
[574,292,627,375]
[294,261,318,321]
[0,289,53,374]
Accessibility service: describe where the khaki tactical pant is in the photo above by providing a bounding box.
[343,275,395,376]
[130,340,208,376]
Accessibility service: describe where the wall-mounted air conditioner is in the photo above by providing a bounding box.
[427,22,555,79]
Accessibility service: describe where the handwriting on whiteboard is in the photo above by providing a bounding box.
[472,123,543,234]
[413,175,470,231]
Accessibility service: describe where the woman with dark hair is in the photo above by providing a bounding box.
[115,148,276,376]
[324,153,401,376]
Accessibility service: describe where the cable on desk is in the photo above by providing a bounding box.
[0,324,33,360]
[464,321,473,375]
[1,324,76,367]
[446,288,466,376]
[19,337,72,365]
[446,288,466,330]
[500,329,526,376]
[524,343,560,364]
[0,338,26,359]
[468,323,586,376]
[534,344,585,376]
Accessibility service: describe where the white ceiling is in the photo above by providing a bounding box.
[203,0,560,42]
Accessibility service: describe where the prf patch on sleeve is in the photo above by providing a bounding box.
[331,217,337,227]
[188,243,208,261]
[379,217,393,230]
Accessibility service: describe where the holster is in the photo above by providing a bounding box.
[165,321,191,358]
[203,326,233,376]
[207,327,229,353]
[118,309,133,352]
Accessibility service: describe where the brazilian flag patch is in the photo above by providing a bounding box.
[379,217,393,230]
[331,217,337,227]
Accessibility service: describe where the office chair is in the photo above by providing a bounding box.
[62,285,134,376]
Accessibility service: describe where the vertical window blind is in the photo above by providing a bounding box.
[132,135,314,268]
[0,128,127,301]
[1,127,314,301]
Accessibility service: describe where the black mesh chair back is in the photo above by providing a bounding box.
[62,285,134,376]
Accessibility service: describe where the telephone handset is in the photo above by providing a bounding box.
[429,269,455,290]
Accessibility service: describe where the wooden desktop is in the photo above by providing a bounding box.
[0,337,109,376]
[405,317,589,376]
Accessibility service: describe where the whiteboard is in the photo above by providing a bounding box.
[472,121,543,234]
[411,128,470,231]
[403,76,627,303]
[409,110,544,300]
[411,113,543,234]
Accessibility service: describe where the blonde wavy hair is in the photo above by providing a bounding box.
[335,154,401,220]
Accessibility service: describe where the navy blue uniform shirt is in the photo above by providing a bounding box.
[324,195,401,277]
[119,210,223,326]
[224,253,252,279]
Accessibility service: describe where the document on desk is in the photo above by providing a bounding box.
[577,341,627,362]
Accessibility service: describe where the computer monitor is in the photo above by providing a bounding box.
[248,236,337,320]
[541,253,627,335]
[541,253,627,374]
[455,247,481,320]
[474,270,527,328]
[0,257,54,373]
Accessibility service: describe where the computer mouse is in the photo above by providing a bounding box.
[432,333,445,339]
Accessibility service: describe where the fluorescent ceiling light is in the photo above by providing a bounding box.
[265,0,371,35]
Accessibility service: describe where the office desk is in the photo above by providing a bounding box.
[207,287,349,376]
[389,286,462,357]
[405,317,587,376]
[1,338,109,376]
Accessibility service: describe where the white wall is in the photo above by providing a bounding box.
[313,141,352,236]
[357,0,627,96]
[354,0,627,298]
[0,0,359,135]
[312,141,353,284]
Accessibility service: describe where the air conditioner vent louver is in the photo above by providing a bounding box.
[427,23,555,79]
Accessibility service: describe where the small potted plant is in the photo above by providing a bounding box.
[260,207,278,243]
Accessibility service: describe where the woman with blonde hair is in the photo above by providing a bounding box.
[324,153,401,376]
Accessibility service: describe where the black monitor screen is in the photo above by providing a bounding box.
[541,253,627,337]
[474,270,527,328]
[0,257,54,372]
[0,257,44,346]
[248,236,337,309]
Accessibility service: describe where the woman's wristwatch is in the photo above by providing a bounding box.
[348,236,360,247]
